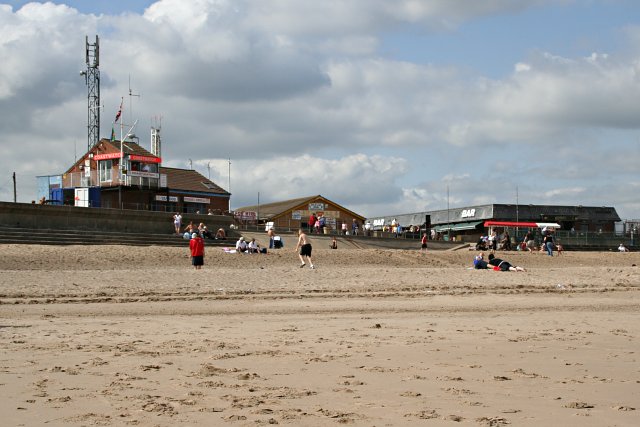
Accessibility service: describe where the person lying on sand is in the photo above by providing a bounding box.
[473,252,490,269]
[487,253,526,272]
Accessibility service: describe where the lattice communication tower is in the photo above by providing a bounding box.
[82,35,100,151]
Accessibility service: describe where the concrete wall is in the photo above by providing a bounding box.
[0,201,234,234]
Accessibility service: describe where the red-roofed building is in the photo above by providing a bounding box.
[52,137,230,214]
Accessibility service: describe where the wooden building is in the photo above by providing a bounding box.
[234,195,366,233]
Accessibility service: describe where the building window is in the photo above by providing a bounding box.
[99,160,112,182]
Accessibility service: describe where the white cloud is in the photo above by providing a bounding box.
[197,154,408,213]
[0,0,639,220]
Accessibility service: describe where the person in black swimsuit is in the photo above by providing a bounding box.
[487,254,526,272]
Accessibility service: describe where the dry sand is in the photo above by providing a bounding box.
[1,242,639,426]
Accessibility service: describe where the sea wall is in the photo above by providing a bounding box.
[0,201,233,234]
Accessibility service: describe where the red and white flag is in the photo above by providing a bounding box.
[114,98,123,123]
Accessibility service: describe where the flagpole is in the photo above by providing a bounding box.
[114,97,137,209]
[119,97,124,209]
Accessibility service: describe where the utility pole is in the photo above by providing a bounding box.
[515,185,519,240]
[446,185,450,241]
[13,172,17,202]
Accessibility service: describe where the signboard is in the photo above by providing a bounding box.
[461,209,476,218]
[129,154,162,163]
[93,152,122,160]
[155,195,179,202]
[292,210,302,220]
[184,196,210,204]
[235,211,257,220]
[160,174,167,187]
[309,203,325,210]
[129,170,160,179]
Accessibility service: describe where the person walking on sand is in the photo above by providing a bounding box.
[189,232,205,270]
[543,232,554,256]
[295,229,315,269]
[173,212,182,235]
[420,233,428,253]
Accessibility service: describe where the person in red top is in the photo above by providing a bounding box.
[308,213,317,233]
[421,233,428,253]
[189,232,205,270]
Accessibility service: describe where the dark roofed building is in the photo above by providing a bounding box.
[367,203,621,244]
[234,195,366,234]
[158,167,230,214]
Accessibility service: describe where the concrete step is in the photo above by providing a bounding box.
[0,226,235,247]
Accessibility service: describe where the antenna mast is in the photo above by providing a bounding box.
[128,75,140,128]
[82,35,100,151]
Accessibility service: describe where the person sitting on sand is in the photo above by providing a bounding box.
[618,243,629,252]
[487,254,526,272]
[248,238,263,254]
[235,236,248,253]
[330,236,338,249]
[476,236,488,251]
[199,223,213,239]
[215,228,226,239]
[183,221,196,239]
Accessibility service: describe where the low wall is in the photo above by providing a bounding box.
[0,201,234,235]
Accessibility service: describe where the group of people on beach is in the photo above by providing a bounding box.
[187,226,316,270]
[173,213,225,241]
[186,214,533,272]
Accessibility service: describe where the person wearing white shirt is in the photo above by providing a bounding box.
[236,237,248,253]
[248,238,262,254]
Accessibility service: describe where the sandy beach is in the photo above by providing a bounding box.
[1,242,639,426]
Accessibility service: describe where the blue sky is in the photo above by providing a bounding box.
[1,0,640,219]
[5,0,153,14]
[381,2,635,77]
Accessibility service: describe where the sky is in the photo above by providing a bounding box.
[1,0,640,220]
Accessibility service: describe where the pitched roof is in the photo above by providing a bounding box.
[237,196,316,219]
[235,195,365,221]
[105,138,156,157]
[65,138,160,174]
[160,166,230,195]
